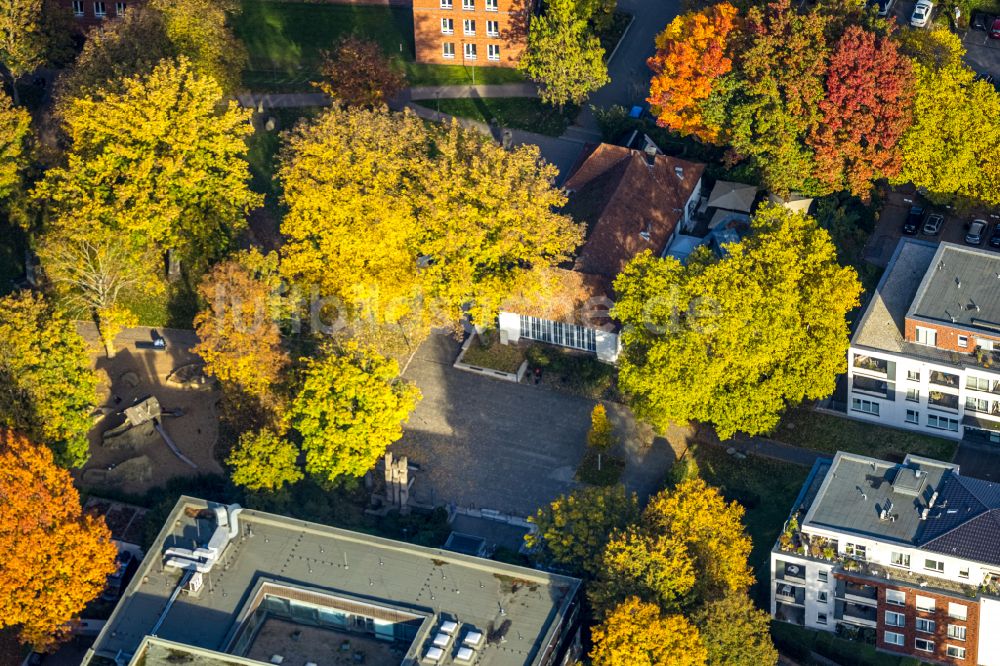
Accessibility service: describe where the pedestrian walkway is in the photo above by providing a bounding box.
[729,434,828,467]
[236,92,330,109]
[405,82,538,100]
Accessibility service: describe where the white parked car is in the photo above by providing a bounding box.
[911,0,933,26]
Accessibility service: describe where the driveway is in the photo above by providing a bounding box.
[963,24,1000,79]
[391,334,678,517]
[575,0,684,130]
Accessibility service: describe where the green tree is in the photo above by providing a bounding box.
[227,427,302,492]
[591,597,708,666]
[692,591,778,666]
[36,58,261,271]
[519,0,609,107]
[290,342,420,482]
[587,403,615,450]
[0,87,30,203]
[150,0,247,93]
[279,106,582,344]
[0,0,45,104]
[613,203,861,438]
[0,292,98,466]
[525,484,638,576]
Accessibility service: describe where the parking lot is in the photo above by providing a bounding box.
[864,188,1000,267]
[962,22,1000,79]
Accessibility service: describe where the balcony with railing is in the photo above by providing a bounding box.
[852,375,890,398]
[836,600,878,627]
[929,390,959,411]
[775,602,805,626]
[776,560,807,583]
[930,370,960,388]
[853,354,888,375]
[837,579,878,603]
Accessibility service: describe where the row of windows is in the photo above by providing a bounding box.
[441,18,500,36]
[885,591,969,619]
[440,0,498,10]
[518,315,597,353]
[885,633,965,658]
[852,396,965,432]
[915,325,1000,354]
[72,0,125,17]
[441,42,501,60]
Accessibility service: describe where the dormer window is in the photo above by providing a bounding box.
[915,326,937,347]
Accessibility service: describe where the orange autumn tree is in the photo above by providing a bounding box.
[0,431,117,649]
[647,2,738,142]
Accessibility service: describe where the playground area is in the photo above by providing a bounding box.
[78,325,223,495]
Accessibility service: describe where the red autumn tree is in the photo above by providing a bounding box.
[315,37,406,108]
[0,431,117,649]
[808,25,914,198]
[647,2,738,142]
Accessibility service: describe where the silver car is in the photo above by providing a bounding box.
[966,219,988,245]
[922,213,944,235]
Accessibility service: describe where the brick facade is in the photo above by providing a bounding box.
[413,0,530,66]
[903,318,1000,354]
[58,0,136,29]
[873,581,979,666]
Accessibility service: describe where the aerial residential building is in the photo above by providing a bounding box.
[59,0,131,27]
[848,239,1000,445]
[496,143,705,363]
[771,451,1000,666]
[84,497,582,666]
[413,0,531,66]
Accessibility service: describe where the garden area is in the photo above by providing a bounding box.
[234,0,525,91]
[773,408,958,462]
[459,330,527,374]
[421,98,577,136]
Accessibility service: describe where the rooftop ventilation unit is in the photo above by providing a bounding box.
[891,467,926,496]
[163,503,242,574]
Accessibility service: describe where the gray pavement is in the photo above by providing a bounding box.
[391,334,675,517]
[406,82,538,100]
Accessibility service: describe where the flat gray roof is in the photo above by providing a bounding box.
[86,497,580,666]
[852,238,937,353]
[803,452,957,545]
[909,243,1000,335]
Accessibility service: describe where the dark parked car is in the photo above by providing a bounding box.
[903,205,924,235]
[989,224,1000,248]
[974,11,990,30]
[991,17,1000,38]
[966,219,988,245]
[923,213,945,236]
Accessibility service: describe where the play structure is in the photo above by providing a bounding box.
[102,396,197,469]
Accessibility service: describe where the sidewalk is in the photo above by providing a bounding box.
[405,82,538,100]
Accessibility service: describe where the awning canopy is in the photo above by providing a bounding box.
[707,180,758,213]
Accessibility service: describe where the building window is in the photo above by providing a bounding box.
[442,42,455,58]
[947,645,967,659]
[441,0,453,7]
[487,19,499,36]
[463,18,475,34]
[916,618,935,634]
[485,0,498,9]
[115,1,125,14]
[93,0,106,17]
[948,625,967,641]
[72,0,84,15]
[905,410,919,424]
[884,631,905,647]
[968,375,992,392]
[817,613,827,625]
[959,568,969,579]
[487,43,500,60]
[885,611,905,627]
[441,17,454,33]
[518,316,597,353]
[818,591,828,603]
[966,396,989,413]
[915,326,937,346]
[979,338,997,351]
[927,414,959,431]
[915,638,934,653]
[890,552,911,568]
[462,0,474,9]
[463,42,477,59]
[845,543,867,560]
[924,558,945,573]
[886,589,906,606]
[958,335,969,347]
[906,388,920,402]
[948,603,968,621]
[818,571,828,583]
[907,370,921,381]
[851,398,879,416]
[916,595,935,613]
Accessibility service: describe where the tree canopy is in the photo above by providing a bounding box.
[519,0,608,107]
[613,204,861,438]
[525,484,638,576]
[590,596,708,666]
[36,58,261,271]
[0,292,98,467]
[0,431,117,649]
[316,37,405,107]
[227,427,303,492]
[692,591,778,666]
[0,87,30,203]
[290,343,420,482]
[279,105,582,344]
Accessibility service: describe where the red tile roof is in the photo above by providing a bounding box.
[563,144,705,278]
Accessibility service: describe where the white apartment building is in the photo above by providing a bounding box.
[771,451,1000,666]
[847,240,1000,446]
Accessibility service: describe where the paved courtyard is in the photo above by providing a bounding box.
[391,334,680,517]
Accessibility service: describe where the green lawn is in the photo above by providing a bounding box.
[235,0,524,91]
[773,408,958,462]
[422,97,574,136]
[771,622,925,666]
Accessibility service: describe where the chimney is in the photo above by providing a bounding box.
[643,144,657,167]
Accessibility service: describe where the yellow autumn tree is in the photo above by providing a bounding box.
[0,87,30,203]
[591,597,707,666]
[0,431,117,649]
[587,403,615,450]
[35,57,261,273]
[227,427,302,492]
